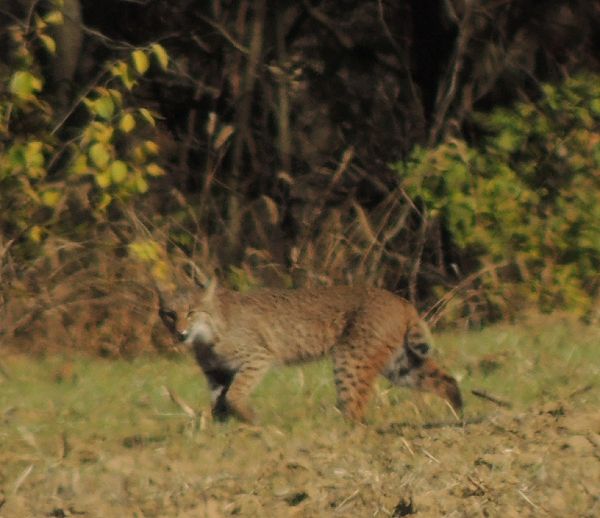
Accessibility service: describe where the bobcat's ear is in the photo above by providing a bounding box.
[202,276,218,302]
[154,279,173,307]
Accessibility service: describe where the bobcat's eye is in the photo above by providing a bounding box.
[159,309,177,323]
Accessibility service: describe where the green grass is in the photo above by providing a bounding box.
[0,318,598,516]
[1,317,598,441]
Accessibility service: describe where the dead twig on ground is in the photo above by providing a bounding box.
[471,389,512,409]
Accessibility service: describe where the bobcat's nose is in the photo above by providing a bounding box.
[177,330,188,342]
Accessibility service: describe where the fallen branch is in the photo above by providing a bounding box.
[568,383,594,399]
[471,389,512,409]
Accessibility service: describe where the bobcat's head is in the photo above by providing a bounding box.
[383,331,463,414]
[157,278,219,346]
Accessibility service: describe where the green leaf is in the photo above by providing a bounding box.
[150,43,169,70]
[94,96,115,120]
[119,113,136,133]
[132,50,150,75]
[8,146,26,169]
[89,142,111,169]
[110,160,128,183]
[9,71,43,100]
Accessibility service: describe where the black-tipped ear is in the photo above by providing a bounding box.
[182,260,209,288]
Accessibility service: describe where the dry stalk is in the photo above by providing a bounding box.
[471,389,512,409]
[12,464,34,495]
[165,385,197,419]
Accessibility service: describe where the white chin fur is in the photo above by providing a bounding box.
[184,319,216,346]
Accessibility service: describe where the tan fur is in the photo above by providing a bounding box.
[158,281,462,423]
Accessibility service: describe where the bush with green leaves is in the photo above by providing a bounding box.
[397,74,600,318]
[0,1,168,257]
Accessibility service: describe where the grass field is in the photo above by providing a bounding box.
[1,316,599,516]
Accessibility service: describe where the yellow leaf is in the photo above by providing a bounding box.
[94,96,115,120]
[34,13,47,31]
[139,108,155,126]
[133,145,145,163]
[132,50,150,75]
[29,226,43,243]
[146,163,164,176]
[41,190,61,207]
[25,141,44,170]
[90,122,114,143]
[89,142,110,168]
[151,43,169,70]
[108,88,123,105]
[95,171,111,188]
[110,160,128,183]
[135,175,149,193]
[70,154,89,175]
[119,113,136,133]
[144,140,159,154]
[9,71,43,100]
[40,34,56,54]
[44,10,64,25]
[110,61,136,90]
[110,61,127,78]
[98,193,112,210]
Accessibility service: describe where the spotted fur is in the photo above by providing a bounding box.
[158,280,462,423]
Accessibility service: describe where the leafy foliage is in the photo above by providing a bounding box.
[0,1,167,256]
[398,74,600,317]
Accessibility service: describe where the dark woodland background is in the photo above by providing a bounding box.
[1,0,599,354]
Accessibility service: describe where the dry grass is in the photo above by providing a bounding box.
[1,318,599,516]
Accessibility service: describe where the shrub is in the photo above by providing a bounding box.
[396,74,600,319]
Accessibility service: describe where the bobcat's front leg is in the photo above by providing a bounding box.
[204,369,234,421]
[225,361,272,423]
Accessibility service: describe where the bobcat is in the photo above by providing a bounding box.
[157,279,462,423]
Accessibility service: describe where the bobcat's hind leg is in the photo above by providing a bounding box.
[225,360,272,423]
[332,346,391,421]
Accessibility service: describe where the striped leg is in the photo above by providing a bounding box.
[225,361,272,423]
[332,350,382,421]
